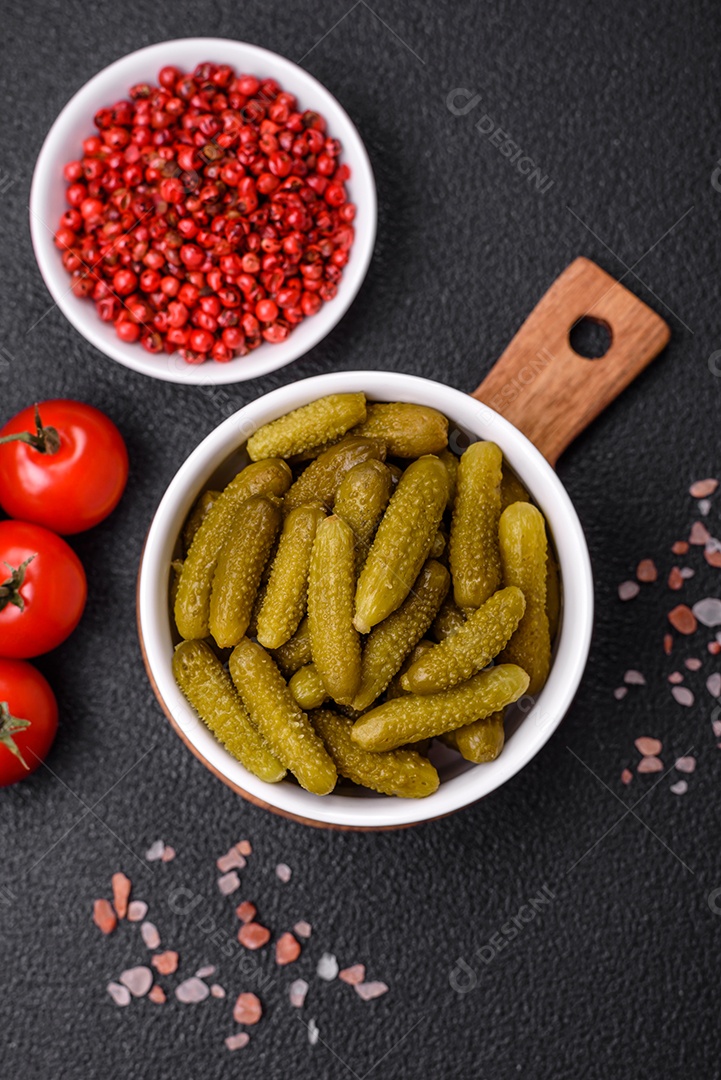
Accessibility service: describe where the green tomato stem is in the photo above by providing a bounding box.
[0,404,60,454]
[0,556,35,614]
[0,701,31,770]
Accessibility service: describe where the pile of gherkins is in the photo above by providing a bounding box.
[171,393,558,799]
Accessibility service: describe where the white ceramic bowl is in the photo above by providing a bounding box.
[137,371,594,829]
[30,38,376,385]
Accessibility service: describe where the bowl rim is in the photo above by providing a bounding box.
[29,37,377,385]
[137,371,594,829]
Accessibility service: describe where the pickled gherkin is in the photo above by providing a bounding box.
[183,490,220,554]
[385,640,436,700]
[333,459,393,575]
[312,709,439,798]
[429,529,447,560]
[246,393,367,461]
[431,595,466,642]
[229,638,337,795]
[289,663,328,711]
[401,586,526,695]
[256,502,326,649]
[499,501,551,695]
[449,441,502,609]
[439,449,459,511]
[500,467,529,511]
[351,402,448,458]
[175,458,291,640]
[441,710,505,763]
[352,560,450,711]
[209,495,282,648]
[546,545,561,642]
[354,456,448,634]
[172,640,286,783]
[308,515,361,705]
[271,616,312,676]
[284,436,386,512]
[351,664,529,751]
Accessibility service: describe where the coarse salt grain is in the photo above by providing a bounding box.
[127,900,148,922]
[294,920,312,939]
[316,953,339,981]
[636,559,657,583]
[196,965,216,979]
[670,779,688,795]
[354,981,389,1001]
[689,478,718,498]
[276,932,301,965]
[175,977,210,1004]
[161,845,176,863]
[276,862,292,883]
[680,567,695,579]
[218,871,240,896]
[668,605,697,635]
[692,598,721,627]
[635,737,662,756]
[613,687,627,700]
[637,756,664,774]
[671,686,694,707]
[684,658,702,671]
[339,964,365,985]
[672,541,689,555]
[236,840,252,856]
[707,673,721,698]
[709,642,721,655]
[621,768,633,785]
[618,581,640,601]
[238,922,271,950]
[675,756,696,773]
[624,670,646,685]
[151,951,178,975]
[664,634,673,655]
[107,982,131,1007]
[148,985,166,1004]
[145,839,165,862]
[93,898,117,936]
[211,984,226,999]
[668,567,684,591]
[225,1032,250,1051]
[217,848,246,873]
[699,499,712,516]
[235,901,256,924]
[307,1019,320,1046]
[119,966,153,998]
[111,872,131,919]
[289,979,309,1008]
[705,548,721,568]
[233,992,262,1025]
[668,672,684,684]
[689,521,711,546]
[713,719,721,738]
[141,922,161,949]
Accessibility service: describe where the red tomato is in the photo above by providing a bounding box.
[0,521,87,658]
[0,658,58,786]
[0,400,129,534]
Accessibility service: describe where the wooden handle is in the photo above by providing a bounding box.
[471,257,671,466]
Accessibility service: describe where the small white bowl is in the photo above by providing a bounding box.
[30,39,377,385]
[137,371,594,830]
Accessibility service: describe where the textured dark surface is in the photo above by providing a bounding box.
[2,2,721,1077]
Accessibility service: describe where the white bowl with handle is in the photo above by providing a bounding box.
[30,38,376,385]
[137,258,670,828]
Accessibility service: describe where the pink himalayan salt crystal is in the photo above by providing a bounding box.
[307,1018,320,1046]
[670,779,688,795]
[119,966,153,998]
[238,923,271,950]
[621,768,633,785]
[675,756,696,773]
[148,985,166,1004]
[692,598,721,627]
[289,979,309,1008]
[161,846,176,863]
[638,756,664,774]
[141,922,160,949]
[225,1032,250,1051]
[618,581,640,601]
[690,478,718,498]
[636,559,657,583]
[339,964,365,985]
[233,992,262,1025]
[152,951,178,975]
[668,567,683,591]
[145,839,165,862]
[175,978,210,1004]
[705,548,721,568]
[713,719,721,738]
[127,900,147,922]
[237,840,252,856]
[218,871,240,896]
[276,932,301,965]
[624,670,646,685]
[276,862,292,883]
[671,686,694,707]
[235,901,256,924]
[107,982,131,1007]
[316,953,339,981]
[684,658,702,671]
[93,899,117,936]
[217,848,246,873]
[699,499,712,517]
[196,965,216,979]
[354,981,389,1001]
[709,642,721,655]
[689,521,712,545]
[680,567,695,579]
[668,672,684,684]
[111,872,131,919]
[707,673,721,698]
[294,920,312,939]
[668,605,697,635]
[635,737,662,756]
[672,540,689,555]
[211,984,226,999]
[664,634,673,656]
[613,687,628,700]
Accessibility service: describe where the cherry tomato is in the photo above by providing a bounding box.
[0,521,87,658]
[0,658,58,787]
[0,400,129,534]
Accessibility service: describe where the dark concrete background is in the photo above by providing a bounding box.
[2,1,720,1077]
